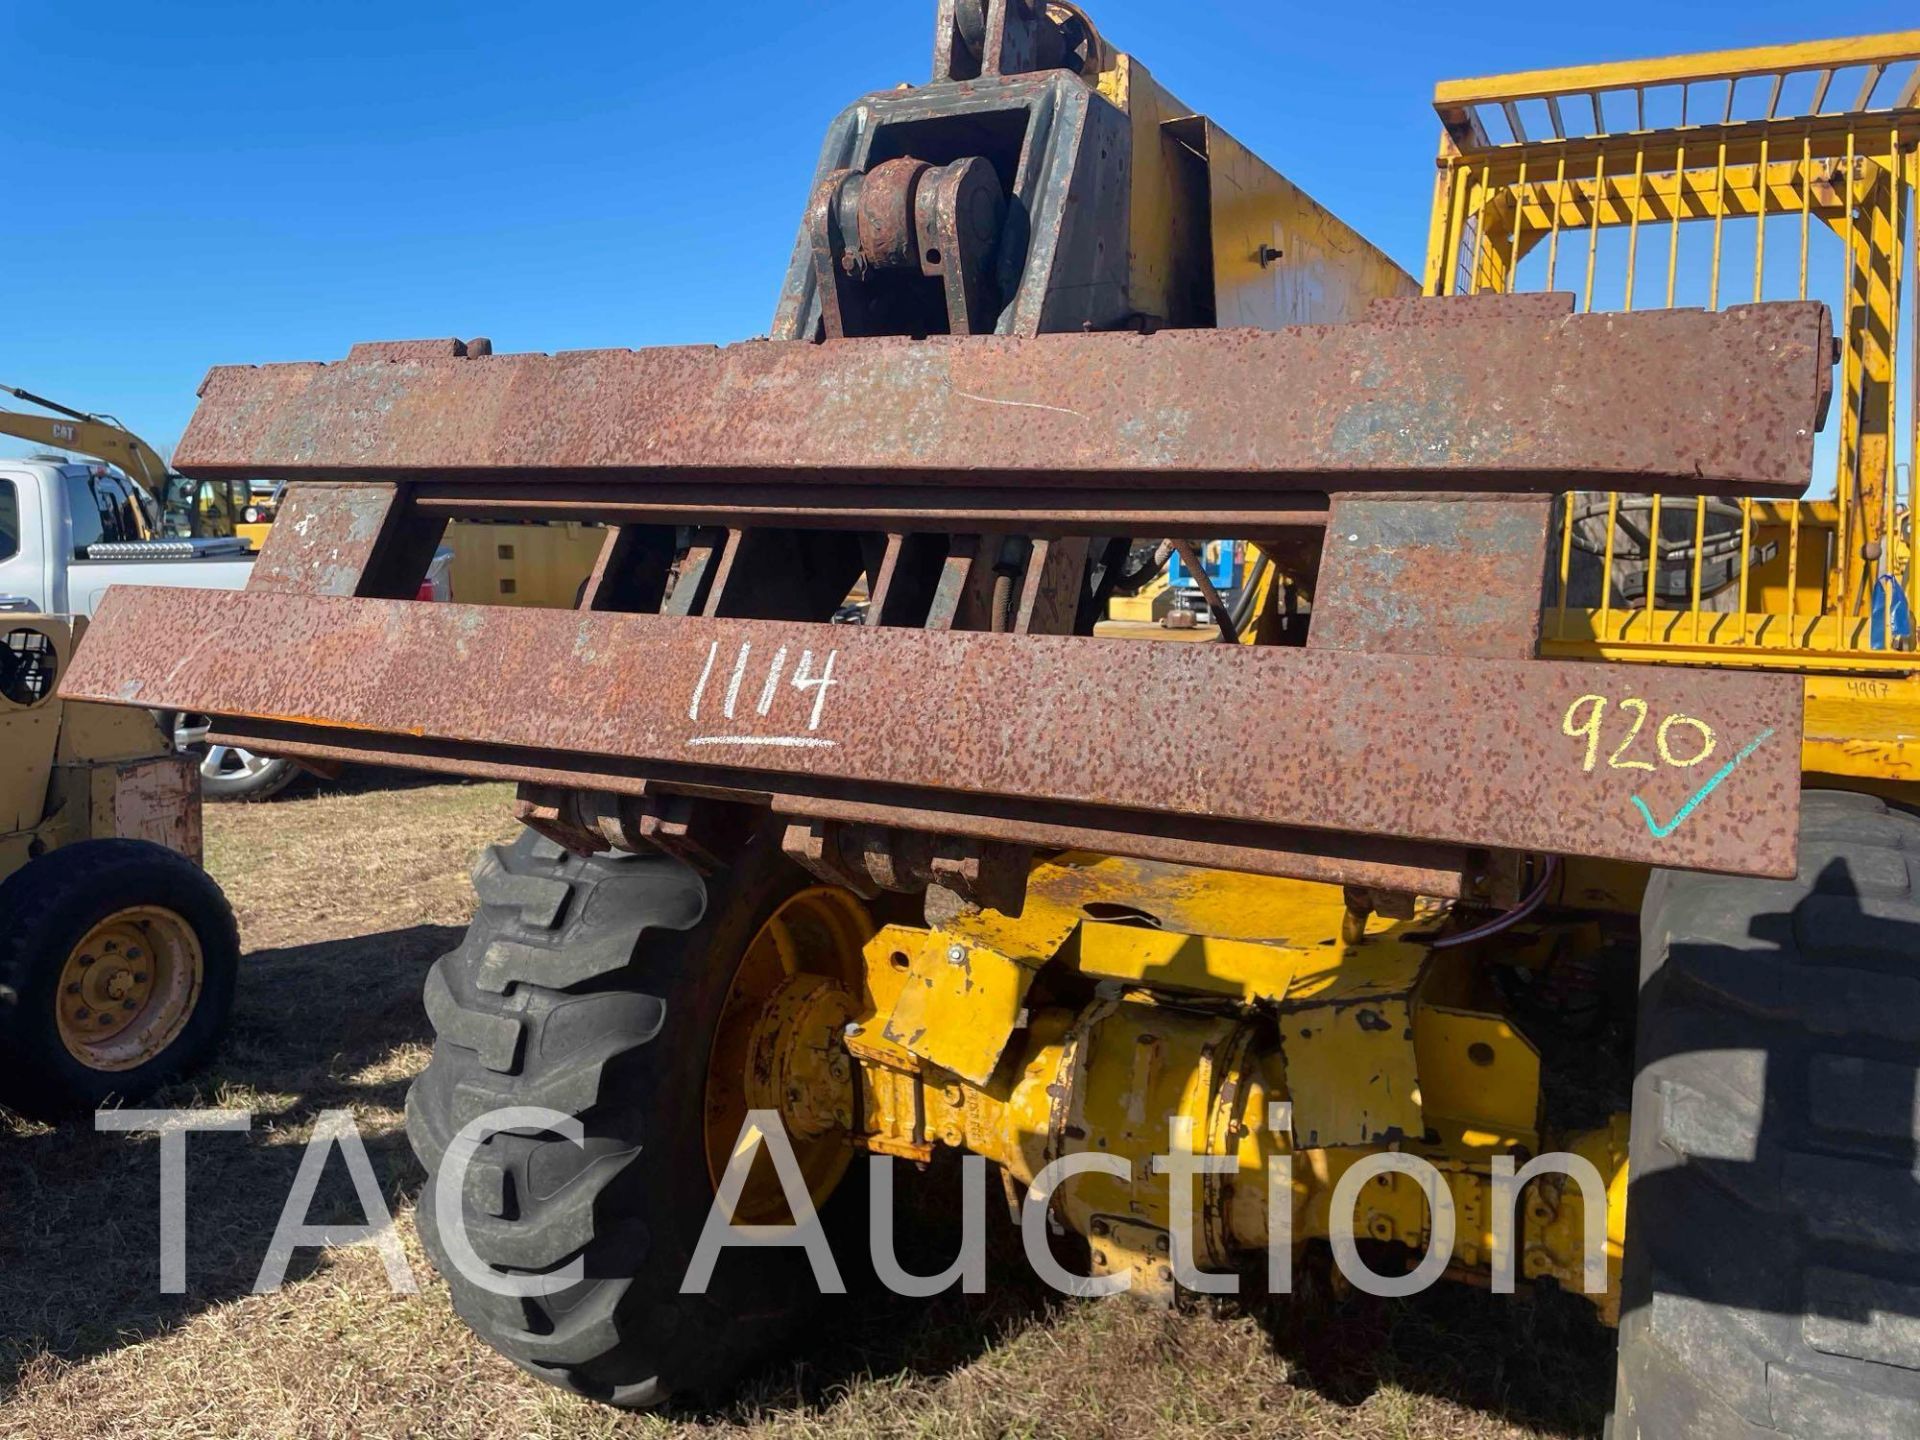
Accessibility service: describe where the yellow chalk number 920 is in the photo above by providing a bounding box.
[1563,694,1718,775]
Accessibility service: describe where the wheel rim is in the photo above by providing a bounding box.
[201,745,275,781]
[54,906,205,1072]
[173,716,273,781]
[704,887,873,1225]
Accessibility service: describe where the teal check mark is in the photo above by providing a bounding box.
[1630,728,1777,839]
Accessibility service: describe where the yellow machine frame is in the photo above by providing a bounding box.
[0,616,201,880]
[728,45,1623,1314]
[1425,31,1920,788]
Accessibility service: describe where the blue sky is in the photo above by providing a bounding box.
[2,0,1912,458]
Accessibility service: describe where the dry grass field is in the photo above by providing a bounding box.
[0,774,1615,1439]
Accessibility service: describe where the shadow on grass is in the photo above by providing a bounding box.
[656,1156,1079,1424]
[3,914,1610,1436]
[653,1163,1609,1438]
[236,763,484,804]
[0,921,460,1392]
[1254,1257,1612,1437]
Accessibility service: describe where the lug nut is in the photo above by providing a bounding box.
[946,944,967,965]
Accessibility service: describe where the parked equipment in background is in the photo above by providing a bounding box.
[0,450,459,798]
[0,384,248,546]
[58,10,1917,1438]
[0,451,301,798]
[0,616,238,1118]
[0,454,253,615]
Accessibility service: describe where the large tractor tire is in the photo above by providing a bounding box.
[0,839,240,1119]
[407,827,871,1407]
[1618,788,1920,1438]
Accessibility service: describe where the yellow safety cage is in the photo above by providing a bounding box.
[1427,32,1920,784]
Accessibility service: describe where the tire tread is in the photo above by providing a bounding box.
[1619,791,1920,1438]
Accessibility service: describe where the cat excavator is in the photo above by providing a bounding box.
[0,384,247,542]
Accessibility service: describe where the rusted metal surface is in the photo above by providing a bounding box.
[408,482,1333,538]
[815,149,1011,338]
[755,791,1484,898]
[65,585,1805,878]
[852,158,928,271]
[917,156,1007,335]
[193,727,1489,895]
[174,301,1831,499]
[1365,291,1581,326]
[775,70,1132,338]
[246,483,399,596]
[780,819,1029,913]
[344,338,491,362]
[1013,536,1089,634]
[513,782,739,872]
[247,482,447,600]
[932,0,1102,82]
[1310,493,1554,660]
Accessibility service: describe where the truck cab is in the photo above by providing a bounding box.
[0,456,253,616]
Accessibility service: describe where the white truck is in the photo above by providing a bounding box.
[0,454,297,796]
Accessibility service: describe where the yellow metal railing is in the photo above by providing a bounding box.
[1428,32,1920,672]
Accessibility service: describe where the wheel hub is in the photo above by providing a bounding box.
[54,907,203,1072]
[704,886,873,1224]
[745,973,857,1141]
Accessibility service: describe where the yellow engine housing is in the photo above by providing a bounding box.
[758,853,1627,1312]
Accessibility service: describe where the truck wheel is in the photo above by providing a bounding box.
[1617,789,1920,1438]
[406,827,872,1407]
[0,839,240,1120]
[171,714,301,801]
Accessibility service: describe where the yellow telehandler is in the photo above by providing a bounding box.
[57,8,1920,1436]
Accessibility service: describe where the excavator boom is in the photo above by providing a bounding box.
[0,384,241,540]
[0,385,172,494]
